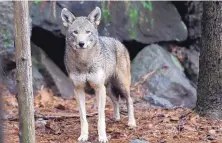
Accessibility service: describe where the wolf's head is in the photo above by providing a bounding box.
[61,7,101,49]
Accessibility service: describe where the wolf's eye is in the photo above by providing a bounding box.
[86,31,91,34]
[72,31,78,35]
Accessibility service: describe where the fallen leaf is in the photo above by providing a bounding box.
[170,116,179,121]
[45,121,61,135]
[4,96,18,108]
[35,88,54,108]
[184,125,196,132]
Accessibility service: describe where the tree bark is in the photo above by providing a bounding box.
[13,1,36,143]
[196,1,222,120]
[0,61,4,143]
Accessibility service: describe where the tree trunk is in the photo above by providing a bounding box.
[0,60,4,143]
[196,1,222,120]
[13,1,36,143]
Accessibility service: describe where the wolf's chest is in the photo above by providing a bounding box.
[69,68,106,89]
[65,50,100,73]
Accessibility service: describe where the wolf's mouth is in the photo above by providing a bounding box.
[76,45,87,49]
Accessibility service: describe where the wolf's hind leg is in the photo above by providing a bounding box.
[106,83,120,121]
[115,74,136,129]
[126,95,136,129]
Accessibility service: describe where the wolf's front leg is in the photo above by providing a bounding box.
[88,69,107,142]
[95,85,107,143]
[75,88,88,141]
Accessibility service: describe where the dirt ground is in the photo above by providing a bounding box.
[3,88,222,143]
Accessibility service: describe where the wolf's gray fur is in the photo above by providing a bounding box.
[61,7,136,143]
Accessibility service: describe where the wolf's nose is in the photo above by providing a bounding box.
[79,42,85,48]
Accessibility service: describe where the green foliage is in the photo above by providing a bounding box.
[101,1,111,23]
[103,9,111,23]
[34,0,41,5]
[129,8,138,26]
[171,55,184,71]
[128,6,139,40]
[2,29,11,48]
[141,1,153,12]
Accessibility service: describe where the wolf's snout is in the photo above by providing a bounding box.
[79,42,85,48]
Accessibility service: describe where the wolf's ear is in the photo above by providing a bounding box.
[61,8,75,27]
[88,7,101,27]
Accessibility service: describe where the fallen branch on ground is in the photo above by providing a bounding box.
[7,112,98,121]
[34,111,99,120]
[7,109,109,121]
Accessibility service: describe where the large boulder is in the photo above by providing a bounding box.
[30,1,187,44]
[0,1,14,52]
[131,44,197,109]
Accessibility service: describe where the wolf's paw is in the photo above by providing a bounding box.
[128,120,136,129]
[99,134,108,143]
[78,134,88,142]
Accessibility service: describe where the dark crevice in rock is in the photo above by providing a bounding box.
[172,2,195,47]
[172,1,192,48]
[31,26,68,75]
[172,1,188,27]
[172,1,202,50]
[2,60,15,73]
[122,40,147,61]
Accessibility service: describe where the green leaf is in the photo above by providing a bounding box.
[129,31,136,39]
[170,55,184,72]
[141,1,153,12]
